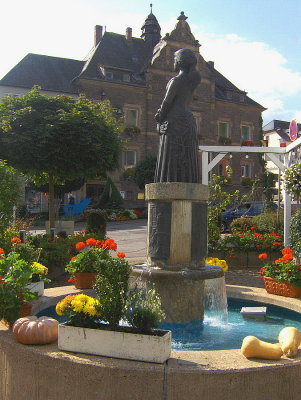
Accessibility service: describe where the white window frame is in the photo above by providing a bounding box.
[241,164,252,178]
[241,125,252,141]
[122,150,137,167]
[218,121,230,138]
[125,109,138,126]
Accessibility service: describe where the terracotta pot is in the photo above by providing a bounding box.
[264,277,301,298]
[1,302,33,329]
[73,272,97,289]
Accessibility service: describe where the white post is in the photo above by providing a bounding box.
[283,154,291,247]
[201,151,209,185]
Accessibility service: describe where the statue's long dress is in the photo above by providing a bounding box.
[154,75,200,183]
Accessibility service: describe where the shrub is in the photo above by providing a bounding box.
[230,217,254,233]
[86,210,107,236]
[126,287,165,332]
[94,258,131,329]
[252,210,284,234]
[291,209,301,258]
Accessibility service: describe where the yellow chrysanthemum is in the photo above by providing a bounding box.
[72,300,84,313]
[32,262,48,275]
[217,260,228,272]
[83,304,97,316]
[55,295,76,315]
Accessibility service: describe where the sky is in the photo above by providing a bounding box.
[0,0,300,125]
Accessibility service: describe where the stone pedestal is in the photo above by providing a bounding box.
[146,182,209,269]
[132,182,223,323]
[132,265,223,323]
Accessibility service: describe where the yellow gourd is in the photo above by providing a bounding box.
[278,327,301,357]
[241,336,283,359]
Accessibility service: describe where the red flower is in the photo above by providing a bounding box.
[11,237,21,244]
[282,248,293,257]
[282,254,293,261]
[95,240,103,248]
[47,238,53,242]
[68,275,76,284]
[86,238,97,246]
[0,248,4,255]
[0,275,5,284]
[258,253,268,260]
[250,226,256,230]
[102,239,117,251]
[273,242,282,246]
[117,252,126,258]
[75,242,86,250]
[259,267,266,276]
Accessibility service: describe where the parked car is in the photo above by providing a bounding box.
[221,201,277,233]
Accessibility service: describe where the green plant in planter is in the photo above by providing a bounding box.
[66,247,110,274]
[260,248,301,287]
[94,257,131,329]
[126,287,165,332]
[0,251,38,323]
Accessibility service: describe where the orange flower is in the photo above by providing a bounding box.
[258,253,268,260]
[71,256,76,261]
[11,237,21,244]
[282,254,293,261]
[102,239,117,251]
[281,248,293,256]
[86,238,97,246]
[117,252,126,258]
[0,248,4,255]
[75,242,86,250]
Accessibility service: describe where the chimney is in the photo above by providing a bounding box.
[94,25,103,46]
[208,61,214,68]
[126,27,132,40]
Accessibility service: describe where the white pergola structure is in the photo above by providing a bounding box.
[199,136,301,246]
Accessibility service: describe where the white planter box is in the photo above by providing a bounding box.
[58,324,171,363]
[26,281,44,296]
[45,220,75,235]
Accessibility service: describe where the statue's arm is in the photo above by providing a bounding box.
[155,79,178,123]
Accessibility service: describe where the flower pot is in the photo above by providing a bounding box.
[263,277,301,298]
[73,272,97,289]
[1,302,33,329]
[58,323,171,363]
[26,281,44,296]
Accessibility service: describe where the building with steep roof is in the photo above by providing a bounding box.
[0,10,265,210]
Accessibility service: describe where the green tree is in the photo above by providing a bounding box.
[133,155,157,189]
[0,87,121,227]
[0,160,21,235]
[208,167,247,246]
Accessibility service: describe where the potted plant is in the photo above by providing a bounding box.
[65,238,120,289]
[259,248,301,297]
[0,250,39,327]
[26,262,49,296]
[57,256,171,363]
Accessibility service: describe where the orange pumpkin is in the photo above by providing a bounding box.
[12,316,59,345]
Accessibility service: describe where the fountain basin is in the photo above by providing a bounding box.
[132,265,224,323]
[1,285,301,399]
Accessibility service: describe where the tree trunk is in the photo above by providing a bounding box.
[48,174,55,229]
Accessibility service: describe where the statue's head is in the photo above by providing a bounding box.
[174,49,197,72]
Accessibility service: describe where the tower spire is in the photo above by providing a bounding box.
[141,6,161,46]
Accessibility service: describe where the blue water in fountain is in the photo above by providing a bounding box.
[37,277,301,351]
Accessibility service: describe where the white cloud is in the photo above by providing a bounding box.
[186,28,301,123]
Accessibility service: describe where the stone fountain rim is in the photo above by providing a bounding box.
[2,284,301,373]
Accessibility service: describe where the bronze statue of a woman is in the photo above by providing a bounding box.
[154,48,201,183]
